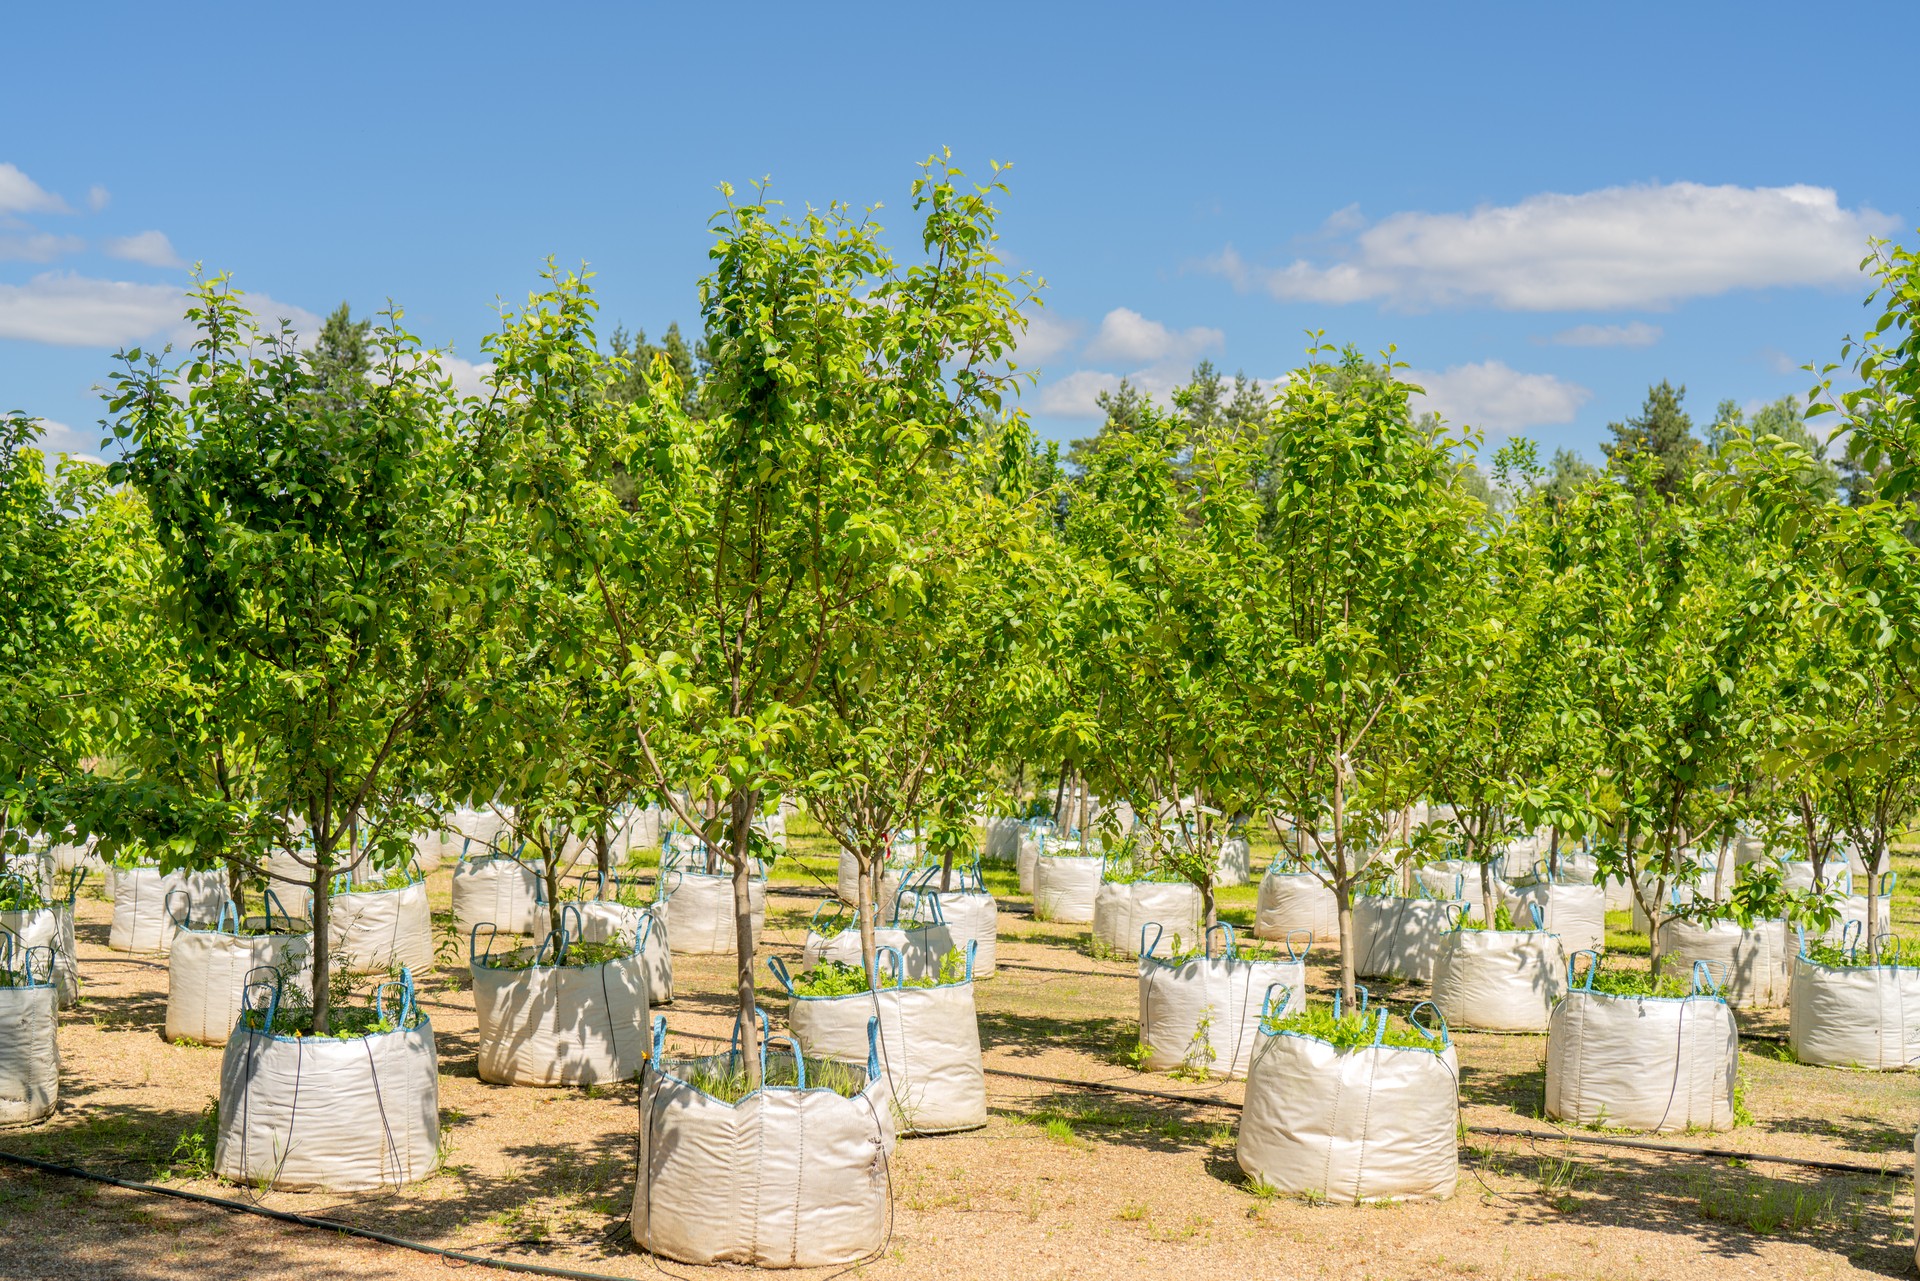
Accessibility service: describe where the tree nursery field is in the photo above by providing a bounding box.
[6,160,1920,1279]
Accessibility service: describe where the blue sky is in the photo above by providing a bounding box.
[5,1,1917,464]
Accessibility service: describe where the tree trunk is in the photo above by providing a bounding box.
[309,844,334,1036]
[1335,882,1355,1009]
[728,787,762,1088]
[1052,761,1070,825]
[1866,846,1884,957]
[1480,859,1496,929]
[1202,880,1218,954]
[595,824,612,899]
[1548,827,1560,881]
[544,822,564,940]
[227,862,247,919]
[858,847,879,983]
[1076,774,1092,837]
[939,846,954,894]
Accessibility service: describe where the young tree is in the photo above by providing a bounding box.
[489,156,1035,1082]
[1236,345,1481,1003]
[1603,380,1700,499]
[104,280,492,1033]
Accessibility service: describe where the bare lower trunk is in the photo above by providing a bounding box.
[1867,850,1884,955]
[227,862,247,918]
[544,823,564,939]
[1480,860,1496,927]
[595,826,612,897]
[310,846,334,1035]
[858,850,879,981]
[728,788,761,1088]
[940,847,954,894]
[1202,880,1218,953]
[1548,827,1560,880]
[1335,883,1355,1008]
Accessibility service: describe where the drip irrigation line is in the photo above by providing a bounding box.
[0,1149,640,1281]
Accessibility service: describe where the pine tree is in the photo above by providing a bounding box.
[1602,380,1699,497]
[306,302,370,412]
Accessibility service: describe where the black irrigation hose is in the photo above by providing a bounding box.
[0,1149,638,1281]
[976,1066,1914,1180]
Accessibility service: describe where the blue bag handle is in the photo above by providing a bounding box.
[961,938,978,983]
[1284,929,1312,962]
[1207,922,1237,959]
[766,955,795,994]
[261,887,293,934]
[1259,982,1295,1024]
[469,921,499,966]
[765,1035,807,1089]
[1691,958,1725,997]
[559,902,584,943]
[874,944,907,989]
[374,967,418,1026]
[216,899,240,936]
[635,912,656,957]
[809,899,850,937]
[165,886,193,929]
[1138,921,1165,961]
[1567,947,1601,991]
[1444,902,1467,932]
[1331,984,1370,1017]
[1407,1000,1450,1046]
[1527,901,1546,931]
[865,1016,882,1082]
[726,1006,774,1079]
[650,1014,667,1061]
[240,968,282,1033]
[1840,917,1864,963]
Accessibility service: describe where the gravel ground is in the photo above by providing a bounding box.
[3,838,1916,1281]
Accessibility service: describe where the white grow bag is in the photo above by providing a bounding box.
[110,866,227,952]
[1214,834,1252,888]
[1255,867,1340,943]
[0,942,59,1125]
[1654,917,1790,1010]
[570,895,674,1004]
[1093,878,1202,959]
[1788,927,1920,1069]
[834,846,916,911]
[167,897,313,1045]
[1139,924,1308,1077]
[775,942,987,1136]
[470,910,653,1086]
[1499,874,1606,955]
[1,872,80,1008]
[1545,951,1739,1132]
[659,868,766,955]
[214,972,439,1191]
[1015,822,1060,892]
[799,898,954,981]
[1430,907,1565,1033]
[1033,853,1102,924]
[451,852,543,936]
[1237,999,1458,1203]
[1353,893,1463,983]
[327,877,433,974]
[631,1019,895,1268]
[896,863,999,979]
[984,817,1022,864]
[1415,863,1488,922]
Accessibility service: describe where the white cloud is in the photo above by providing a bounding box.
[1035,370,1121,418]
[1217,182,1900,312]
[436,354,495,399]
[1013,310,1083,366]
[0,273,319,347]
[0,163,69,216]
[1549,321,1663,348]
[1083,307,1223,364]
[87,185,110,213]
[1761,348,1802,375]
[0,233,84,263]
[1407,361,1591,431]
[103,230,183,268]
[28,418,105,467]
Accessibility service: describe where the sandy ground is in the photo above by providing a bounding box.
[3,839,1917,1281]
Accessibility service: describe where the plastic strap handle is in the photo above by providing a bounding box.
[62,866,84,907]
[1794,923,1808,960]
[766,955,795,995]
[1260,982,1295,1025]
[165,885,193,930]
[1841,917,1864,963]
[375,967,418,1026]
[1285,929,1312,963]
[560,902,584,943]
[241,971,282,1034]
[262,887,291,934]
[650,1015,668,1061]
[1444,902,1467,933]
[765,1035,807,1089]
[1371,1008,1391,1046]
[1568,947,1601,992]
[1691,958,1725,997]
[217,899,241,936]
[1139,921,1165,961]
[1528,901,1546,931]
[808,899,849,937]
[963,937,978,983]
[1206,922,1237,959]
[875,944,907,989]
[469,922,499,966]
[865,1015,883,1083]
[1407,1000,1450,1046]
[635,912,655,957]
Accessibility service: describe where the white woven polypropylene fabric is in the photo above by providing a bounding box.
[0,905,78,1008]
[1788,959,1920,1069]
[0,983,58,1124]
[1214,836,1252,888]
[631,1052,894,1267]
[1092,881,1202,958]
[1139,952,1305,1077]
[1352,896,1459,983]
[1034,855,1102,924]
[166,929,313,1045]
[1654,918,1790,1010]
[571,901,673,1003]
[787,982,986,1135]
[109,867,227,952]
[1545,990,1738,1131]
[51,840,103,877]
[327,882,433,974]
[473,950,649,1086]
[660,872,765,955]
[1415,862,1489,922]
[1498,881,1605,955]
[984,818,1021,864]
[1017,830,1043,891]
[1255,872,1340,943]
[905,889,998,978]
[1237,1030,1458,1202]
[214,1019,440,1190]
[1430,929,1565,1032]
[451,857,542,935]
[834,849,910,912]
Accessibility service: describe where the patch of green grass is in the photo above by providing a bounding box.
[677,1053,869,1103]
[1696,1178,1835,1235]
[155,1098,220,1182]
[1262,1004,1445,1051]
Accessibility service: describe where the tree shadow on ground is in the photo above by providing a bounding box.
[987,1090,1233,1158]
[978,1009,1134,1061]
